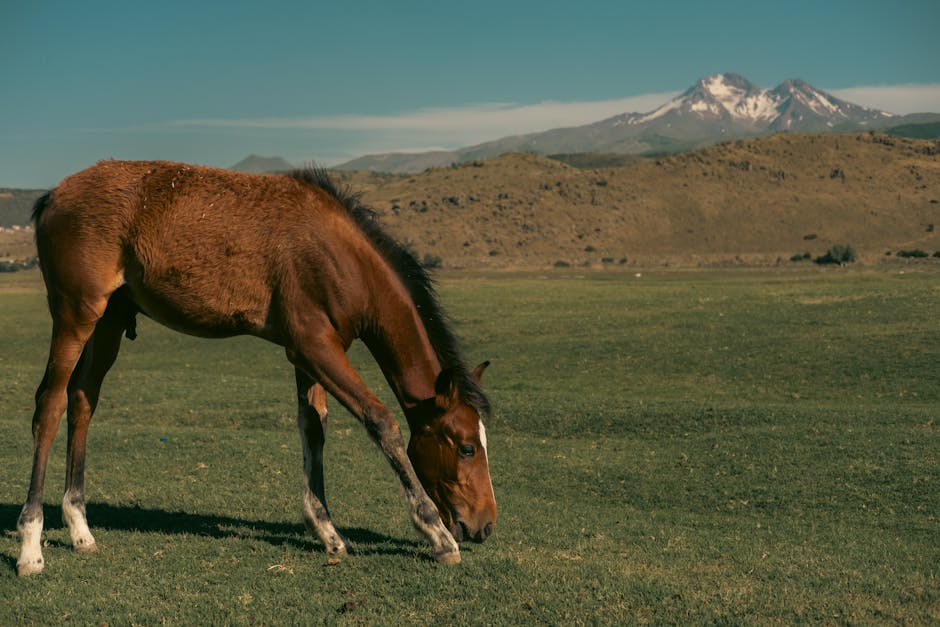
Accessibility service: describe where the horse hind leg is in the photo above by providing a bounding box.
[16,371,52,576]
[295,369,348,557]
[62,290,133,554]
[17,293,110,575]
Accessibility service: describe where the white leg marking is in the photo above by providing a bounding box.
[17,518,45,576]
[63,492,97,552]
[298,418,347,556]
[301,491,347,556]
[400,481,459,563]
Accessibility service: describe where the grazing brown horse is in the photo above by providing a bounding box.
[16,160,496,576]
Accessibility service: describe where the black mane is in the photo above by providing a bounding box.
[288,167,490,418]
[31,191,52,224]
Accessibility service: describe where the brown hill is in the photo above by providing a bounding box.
[1,133,937,270]
[336,132,940,268]
[0,188,45,228]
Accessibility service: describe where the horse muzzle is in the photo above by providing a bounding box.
[452,519,495,544]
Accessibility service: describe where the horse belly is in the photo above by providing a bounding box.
[124,235,277,339]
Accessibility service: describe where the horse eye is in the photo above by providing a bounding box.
[458,444,476,458]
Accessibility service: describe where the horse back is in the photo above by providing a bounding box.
[38,160,375,342]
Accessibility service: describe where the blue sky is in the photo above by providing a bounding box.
[2,0,939,188]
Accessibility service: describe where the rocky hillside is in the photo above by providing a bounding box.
[335,132,940,268]
[0,189,45,228]
[2,132,937,270]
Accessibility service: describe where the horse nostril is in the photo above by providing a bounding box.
[481,522,494,540]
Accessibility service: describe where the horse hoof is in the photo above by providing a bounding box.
[75,541,98,553]
[17,559,44,576]
[434,549,461,565]
[326,544,347,557]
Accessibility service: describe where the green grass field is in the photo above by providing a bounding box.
[1,268,938,623]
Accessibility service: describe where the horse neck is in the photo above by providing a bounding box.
[362,286,442,420]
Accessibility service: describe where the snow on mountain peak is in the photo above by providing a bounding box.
[702,74,751,101]
[786,80,851,117]
[634,73,780,125]
[630,73,890,130]
[698,74,781,122]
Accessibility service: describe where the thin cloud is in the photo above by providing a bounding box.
[172,84,940,144]
[173,93,679,137]
[828,84,940,115]
[168,83,939,165]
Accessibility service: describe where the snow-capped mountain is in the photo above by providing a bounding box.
[619,73,892,132]
[769,78,892,131]
[626,74,782,128]
[337,74,907,173]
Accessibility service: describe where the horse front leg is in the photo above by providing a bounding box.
[287,335,460,564]
[294,369,348,557]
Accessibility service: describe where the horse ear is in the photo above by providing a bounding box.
[471,361,490,384]
[435,367,460,409]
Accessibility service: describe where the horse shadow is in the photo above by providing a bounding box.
[0,502,429,573]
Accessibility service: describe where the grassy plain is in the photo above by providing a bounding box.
[1,268,938,623]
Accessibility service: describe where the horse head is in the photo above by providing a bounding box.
[407,362,496,543]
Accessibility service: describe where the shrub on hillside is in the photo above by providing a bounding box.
[0,256,38,272]
[814,244,857,265]
[896,249,928,259]
[421,253,443,269]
